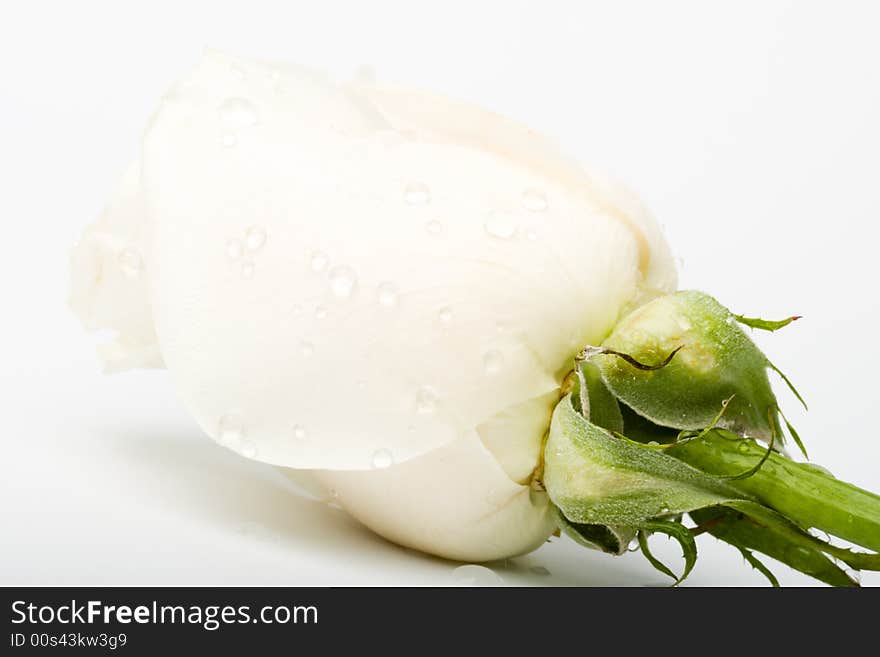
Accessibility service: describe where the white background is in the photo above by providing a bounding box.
[1,0,878,586]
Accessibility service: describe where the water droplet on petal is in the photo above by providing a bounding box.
[221,132,238,148]
[239,441,257,458]
[370,449,394,469]
[244,226,266,251]
[483,349,504,375]
[404,181,430,205]
[326,488,341,508]
[310,251,329,273]
[451,565,504,587]
[218,414,246,448]
[529,566,551,576]
[521,188,548,211]
[328,265,358,299]
[377,282,399,308]
[738,441,751,454]
[117,248,143,279]
[314,305,328,319]
[438,307,453,324]
[240,261,255,279]
[218,97,259,128]
[300,341,314,358]
[426,220,442,235]
[416,386,439,414]
[292,424,307,441]
[226,239,244,259]
[484,211,518,239]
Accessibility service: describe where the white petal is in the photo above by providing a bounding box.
[311,433,556,562]
[129,52,673,471]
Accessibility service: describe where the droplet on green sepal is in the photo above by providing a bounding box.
[592,290,790,445]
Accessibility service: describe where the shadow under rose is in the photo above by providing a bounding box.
[106,425,653,586]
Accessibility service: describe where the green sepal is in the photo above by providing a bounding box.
[544,393,747,526]
[734,314,801,332]
[573,360,624,433]
[637,520,698,586]
[593,290,792,445]
[552,507,635,555]
[690,507,856,587]
[738,549,781,587]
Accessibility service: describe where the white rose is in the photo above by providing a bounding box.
[70,51,675,562]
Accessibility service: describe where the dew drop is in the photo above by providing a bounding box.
[438,307,453,324]
[416,386,439,414]
[240,261,255,279]
[370,449,394,469]
[310,251,329,273]
[426,219,442,235]
[529,566,551,577]
[403,181,430,205]
[648,441,660,446]
[221,132,238,148]
[326,489,341,509]
[377,282,399,308]
[239,440,257,458]
[226,238,244,259]
[521,188,548,212]
[218,97,259,128]
[117,248,143,279]
[292,424,307,441]
[244,226,266,251]
[218,414,246,448]
[451,565,504,587]
[314,305,328,320]
[484,211,518,239]
[483,349,504,375]
[737,441,751,454]
[786,545,813,561]
[659,507,670,514]
[300,341,315,358]
[328,265,358,299]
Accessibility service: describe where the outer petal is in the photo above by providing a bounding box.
[69,161,162,372]
[138,52,675,471]
[310,433,557,562]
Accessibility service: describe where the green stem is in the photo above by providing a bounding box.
[668,430,880,553]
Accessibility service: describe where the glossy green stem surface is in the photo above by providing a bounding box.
[669,430,880,553]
